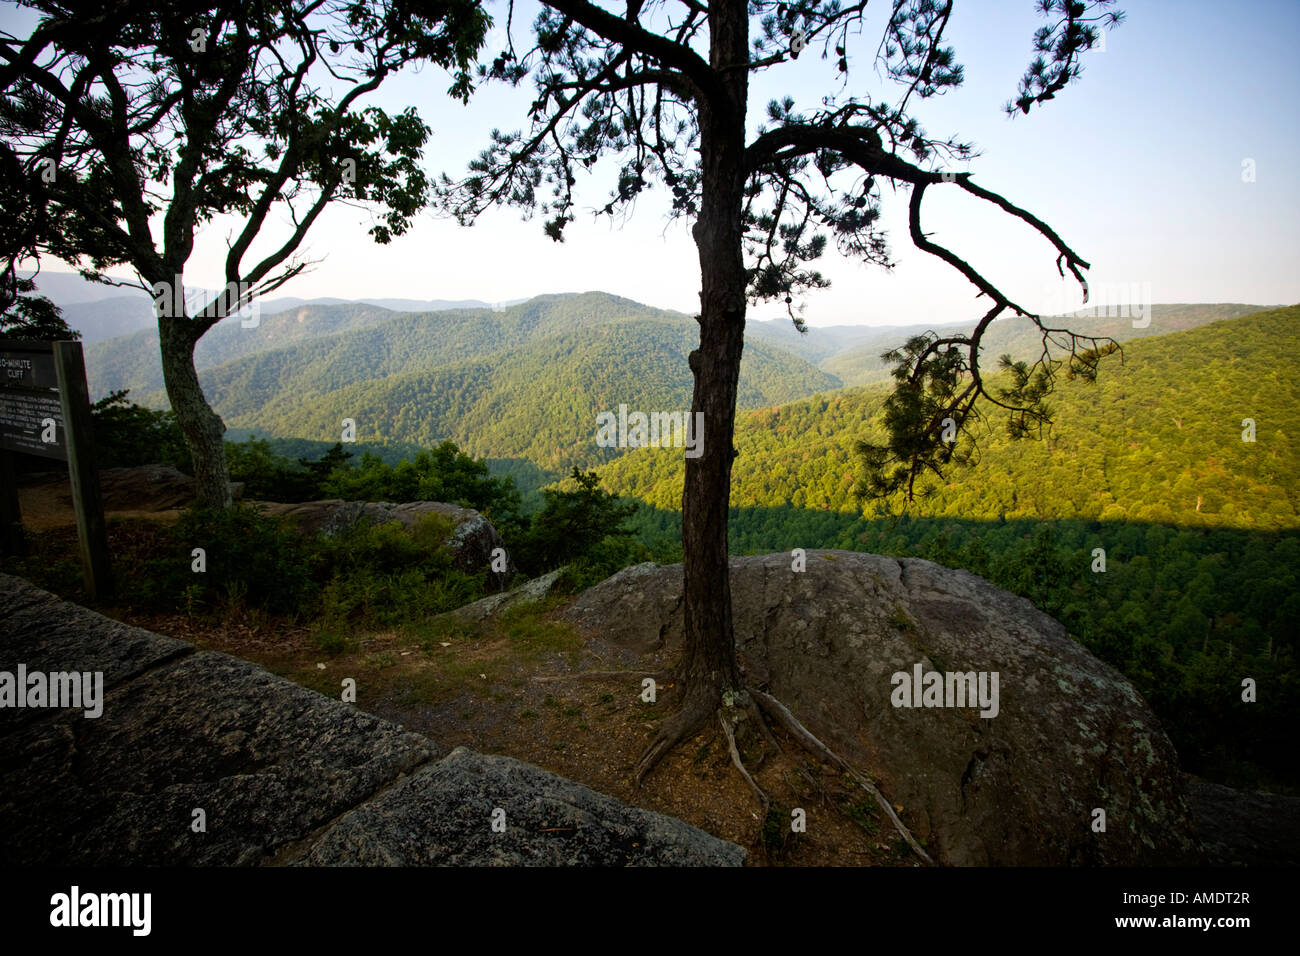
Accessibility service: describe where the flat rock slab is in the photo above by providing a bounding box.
[0,575,745,867]
[297,747,746,867]
[0,574,192,729]
[0,647,436,866]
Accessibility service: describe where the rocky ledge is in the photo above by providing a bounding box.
[0,573,742,867]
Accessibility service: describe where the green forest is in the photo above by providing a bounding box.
[202,317,838,474]
[602,306,1297,531]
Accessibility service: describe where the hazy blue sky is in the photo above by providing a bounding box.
[8,0,1300,325]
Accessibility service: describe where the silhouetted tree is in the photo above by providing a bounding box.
[0,0,488,507]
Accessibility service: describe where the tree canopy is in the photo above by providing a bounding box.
[0,0,490,506]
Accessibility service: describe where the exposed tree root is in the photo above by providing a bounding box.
[752,689,935,866]
[634,688,716,786]
[744,693,781,755]
[720,711,769,819]
[634,678,935,866]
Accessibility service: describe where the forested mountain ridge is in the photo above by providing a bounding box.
[85,291,684,400]
[86,290,1268,415]
[214,315,841,472]
[86,302,406,397]
[34,267,514,347]
[600,305,1299,533]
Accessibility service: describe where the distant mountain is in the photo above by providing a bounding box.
[86,291,689,399]
[819,303,1275,387]
[744,316,898,364]
[218,316,841,472]
[87,302,408,396]
[28,270,140,306]
[56,296,160,344]
[96,291,841,473]
[28,269,522,345]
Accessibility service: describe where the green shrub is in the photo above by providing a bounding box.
[90,390,190,471]
[136,505,317,616]
[516,468,637,576]
[311,514,485,630]
[321,441,522,525]
[554,534,655,593]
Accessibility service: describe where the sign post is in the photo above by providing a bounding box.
[0,338,112,596]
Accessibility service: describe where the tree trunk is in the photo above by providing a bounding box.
[158,312,232,511]
[672,0,752,729]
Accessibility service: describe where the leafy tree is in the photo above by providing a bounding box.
[516,467,637,573]
[322,440,523,523]
[0,106,84,333]
[439,0,1123,791]
[90,389,191,469]
[225,436,321,500]
[0,0,488,508]
[0,274,77,341]
[299,441,353,487]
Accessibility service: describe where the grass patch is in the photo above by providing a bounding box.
[313,628,349,656]
[497,598,582,662]
[840,796,880,837]
[414,614,481,652]
[364,650,399,670]
[761,803,798,863]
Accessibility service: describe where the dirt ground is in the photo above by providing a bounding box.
[10,481,924,867]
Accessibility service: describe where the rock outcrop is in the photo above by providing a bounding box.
[445,569,564,625]
[0,574,742,867]
[1184,775,1300,866]
[563,550,1203,866]
[256,499,514,587]
[27,464,244,511]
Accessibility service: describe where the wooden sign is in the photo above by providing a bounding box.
[0,339,112,597]
[0,387,67,459]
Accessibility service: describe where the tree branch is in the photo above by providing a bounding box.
[542,0,719,103]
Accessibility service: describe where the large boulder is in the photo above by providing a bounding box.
[563,550,1202,866]
[28,464,244,511]
[257,499,513,587]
